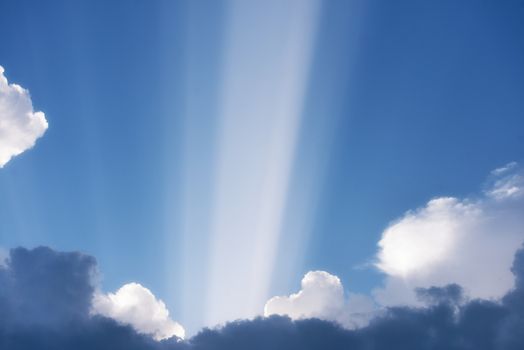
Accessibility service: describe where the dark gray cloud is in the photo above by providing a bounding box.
[1,246,524,349]
[0,247,95,327]
[415,283,464,306]
[0,247,172,350]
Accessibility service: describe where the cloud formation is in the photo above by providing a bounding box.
[189,246,524,350]
[264,271,375,328]
[184,246,524,350]
[93,283,185,340]
[0,66,48,168]
[1,163,523,348]
[374,163,524,305]
[0,246,183,349]
[1,245,524,349]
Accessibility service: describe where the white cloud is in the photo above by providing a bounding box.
[486,171,524,200]
[491,161,517,176]
[264,271,375,328]
[374,163,524,306]
[0,66,48,168]
[91,283,185,340]
[264,164,524,327]
[376,197,481,279]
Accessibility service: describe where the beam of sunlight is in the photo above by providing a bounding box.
[205,0,320,327]
[176,1,225,334]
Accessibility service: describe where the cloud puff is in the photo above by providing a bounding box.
[0,66,48,168]
[92,283,185,340]
[374,163,524,305]
[264,271,375,328]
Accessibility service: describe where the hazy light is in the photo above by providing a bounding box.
[204,0,319,326]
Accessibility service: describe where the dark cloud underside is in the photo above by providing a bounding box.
[1,246,524,349]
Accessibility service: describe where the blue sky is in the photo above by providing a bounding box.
[1,0,524,337]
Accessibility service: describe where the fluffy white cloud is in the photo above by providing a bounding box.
[0,66,48,167]
[264,271,375,328]
[374,163,524,306]
[91,283,185,340]
[264,164,524,327]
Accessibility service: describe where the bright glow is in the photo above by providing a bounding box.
[265,271,345,320]
[0,66,48,167]
[204,0,320,326]
[377,197,478,278]
[264,271,375,328]
[92,283,185,340]
[374,163,524,305]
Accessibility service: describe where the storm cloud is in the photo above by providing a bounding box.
[1,246,524,349]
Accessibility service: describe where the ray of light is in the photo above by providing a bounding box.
[204,0,320,327]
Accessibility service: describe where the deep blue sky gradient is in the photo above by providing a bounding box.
[1,0,523,331]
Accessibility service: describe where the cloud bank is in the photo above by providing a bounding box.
[1,245,524,349]
[167,245,524,349]
[374,163,524,305]
[0,66,48,168]
[263,164,524,329]
[1,165,523,349]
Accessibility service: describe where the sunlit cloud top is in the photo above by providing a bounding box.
[0,66,48,168]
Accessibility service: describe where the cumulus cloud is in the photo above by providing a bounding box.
[2,245,524,349]
[0,246,184,349]
[374,163,524,305]
[92,283,185,340]
[190,247,524,350]
[264,271,345,320]
[1,164,524,348]
[0,66,48,168]
[264,271,375,328]
[263,164,524,327]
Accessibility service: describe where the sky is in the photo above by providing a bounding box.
[1,0,524,347]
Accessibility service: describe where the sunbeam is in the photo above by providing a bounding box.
[204,0,319,327]
[3,1,524,348]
